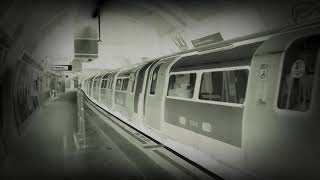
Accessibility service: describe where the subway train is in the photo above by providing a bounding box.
[81,24,320,179]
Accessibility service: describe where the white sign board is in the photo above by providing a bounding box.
[51,65,72,71]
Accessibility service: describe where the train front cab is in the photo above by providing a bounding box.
[243,27,320,178]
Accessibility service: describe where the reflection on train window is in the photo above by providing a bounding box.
[278,38,319,111]
[121,78,129,91]
[150,64,162,95]
[167,73,196,98]
[115,79,122,90]
[199,69,248,104]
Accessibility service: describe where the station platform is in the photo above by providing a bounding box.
[1,91,216,180]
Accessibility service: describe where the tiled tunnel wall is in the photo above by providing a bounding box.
[0,28,61,168]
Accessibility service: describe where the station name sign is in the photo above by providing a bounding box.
[51,65,72,71]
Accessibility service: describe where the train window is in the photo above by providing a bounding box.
[121,78,129,91]
[150,64,162,95]
[199,69,249,104]
[278,37,319,111]
[167,73,196,98]
[115,79,122,90]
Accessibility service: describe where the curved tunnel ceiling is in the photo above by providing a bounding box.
[82,0,320,70]
[1,0,320,71]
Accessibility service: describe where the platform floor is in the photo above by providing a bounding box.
[1,91,215,180]
[2,91,78,179]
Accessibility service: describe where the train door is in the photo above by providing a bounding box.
[105,72,115,108]
[142,61,159,117]
[111,71,120,109]
[89,77,94,96]
[98,75,103,101]
[133,62,152,118]
[125,70,138,120]
[95,75,102,101]
[98,73,108,102]
[91,76,98,98]
[144,57,179,129]
[100,73,109,106]
[144,62,165,129]
[106,73,113,107]
[133,68,143,114]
